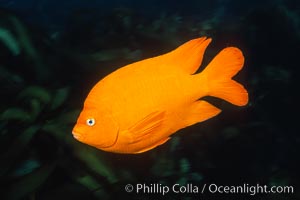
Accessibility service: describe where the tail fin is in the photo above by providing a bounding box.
[202,47,248,106]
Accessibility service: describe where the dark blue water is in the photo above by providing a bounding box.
[0,0,277,32]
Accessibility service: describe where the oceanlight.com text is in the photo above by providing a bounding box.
[208,183,294,195]
[124,183,294,196]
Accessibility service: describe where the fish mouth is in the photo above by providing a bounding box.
[71,130,118,148]
[72,131,82,140]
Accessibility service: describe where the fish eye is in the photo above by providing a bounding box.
[86,118,96,126]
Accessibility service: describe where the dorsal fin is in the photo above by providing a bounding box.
[164,37,212,74]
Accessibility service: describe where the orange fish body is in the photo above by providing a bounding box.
[72,37,248,154]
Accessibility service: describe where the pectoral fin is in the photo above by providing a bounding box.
[126,111,165,144]
[135,137,170,153]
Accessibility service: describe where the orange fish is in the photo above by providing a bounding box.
[72,37,248,154]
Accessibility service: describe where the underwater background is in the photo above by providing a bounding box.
[0,0,299,199]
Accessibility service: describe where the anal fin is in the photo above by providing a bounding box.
[183,100,221,127]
